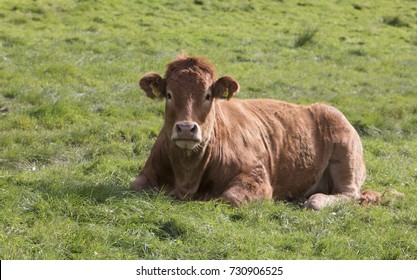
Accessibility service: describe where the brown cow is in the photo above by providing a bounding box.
[132,55,380,210]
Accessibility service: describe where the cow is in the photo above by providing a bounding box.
[131,55,381,210]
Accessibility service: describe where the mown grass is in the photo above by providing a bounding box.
[1,0,416,259]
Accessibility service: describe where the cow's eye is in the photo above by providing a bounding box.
[167,92,172,100]
[205,93,211,101]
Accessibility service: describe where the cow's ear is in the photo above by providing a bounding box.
[139,72,166,99]
[212,76,240,100]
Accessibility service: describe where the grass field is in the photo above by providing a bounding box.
[1,0,416,259]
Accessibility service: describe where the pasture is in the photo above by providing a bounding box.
[0,0,416,259]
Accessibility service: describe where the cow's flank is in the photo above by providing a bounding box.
[132,55,382,210]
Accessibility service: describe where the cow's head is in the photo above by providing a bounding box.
[139,56,240,150]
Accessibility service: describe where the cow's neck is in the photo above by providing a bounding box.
[168,140,211,200]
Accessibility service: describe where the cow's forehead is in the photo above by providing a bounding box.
[165,56,216,78]
[166,71,212,92]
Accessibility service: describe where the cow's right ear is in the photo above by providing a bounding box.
[139,72,166,99]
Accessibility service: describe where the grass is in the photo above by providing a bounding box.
[293,25,318,48]
[0,0,416,259]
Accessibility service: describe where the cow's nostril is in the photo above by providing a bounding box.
[176,123,196,133]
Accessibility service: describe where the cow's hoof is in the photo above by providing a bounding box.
[304,193,329,210]
[221,191,245,207]
[304,200,321,210]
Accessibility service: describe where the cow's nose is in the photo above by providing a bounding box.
[172,121,202,149]
[175,121,199,138]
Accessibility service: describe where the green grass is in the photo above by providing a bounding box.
[1,0,416,259]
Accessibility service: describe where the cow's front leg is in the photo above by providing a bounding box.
[175,182,199,200]
[131,174,152,190]
[131,173,175,195]
[221,165,273,206]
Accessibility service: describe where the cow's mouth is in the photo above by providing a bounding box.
[172,139,201,150]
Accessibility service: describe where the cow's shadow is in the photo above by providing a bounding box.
[52,178,307,209]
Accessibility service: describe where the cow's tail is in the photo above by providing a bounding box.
[359,188,405,206]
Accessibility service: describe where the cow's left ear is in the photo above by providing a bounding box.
[212,76,240,100]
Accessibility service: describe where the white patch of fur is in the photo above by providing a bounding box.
[175,140,199,150]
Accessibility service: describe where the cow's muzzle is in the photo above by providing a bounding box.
[171,121,202,149]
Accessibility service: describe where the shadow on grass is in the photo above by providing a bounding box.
[64,182,180,205]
